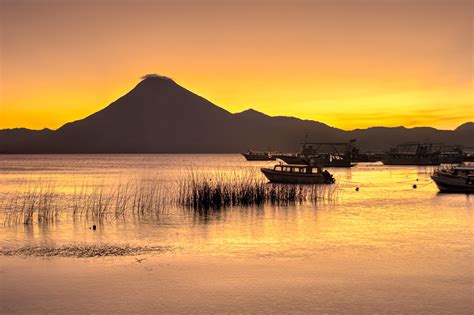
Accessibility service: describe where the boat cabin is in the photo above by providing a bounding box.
[273,164,322,174]
[451,167,474,177]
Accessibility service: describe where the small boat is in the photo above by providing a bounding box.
[276,153,356,167]
[275,140,357,168]
[431,167,474,193]
[261,164,335,184]
[242,150,276,161]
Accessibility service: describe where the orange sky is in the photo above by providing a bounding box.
[1,0,472,130]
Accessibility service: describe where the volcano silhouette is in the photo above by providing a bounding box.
[1,76,472,153]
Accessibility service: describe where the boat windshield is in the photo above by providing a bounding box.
[273,165,320,174]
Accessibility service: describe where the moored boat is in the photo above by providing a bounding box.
[274,154,304,165]
[275,154,356,167]
[261,164,335,184]
[382,143,441,165]
[382,143,465,166]
[431,167,474,193]
[275,140,357,167]
[242,150,276,161]
[439,145,464,164]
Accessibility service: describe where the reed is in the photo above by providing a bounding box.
[1,171,338,225]
[2,182,61,225]
[2,178,169,226]
[69,179,168,220]
[177,170,337,211]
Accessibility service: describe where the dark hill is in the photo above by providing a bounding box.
[455,122,474,131]
[1,77,472,153]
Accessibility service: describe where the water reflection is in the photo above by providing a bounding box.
[0,155,471,261]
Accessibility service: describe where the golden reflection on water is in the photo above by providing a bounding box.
[1,155,472,314]
[0,155,471,261]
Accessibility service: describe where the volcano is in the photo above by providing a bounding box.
[0,76,472,153]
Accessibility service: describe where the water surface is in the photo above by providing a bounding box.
[0,154,472,313]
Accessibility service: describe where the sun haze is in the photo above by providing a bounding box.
[1,0,472,130]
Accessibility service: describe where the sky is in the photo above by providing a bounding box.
[0,0,472,130]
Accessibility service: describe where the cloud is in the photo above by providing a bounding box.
[140,73,172,80]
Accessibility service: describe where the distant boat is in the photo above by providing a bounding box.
[261,164,335,184]
[353,152,385,162]
[382,143,441,165]
[463,152,474,162]
[439,145,464,164]
[308,154,357,167]
[242,150,276,161]
[382,143,464,165]
[274,140,357,167]
[431,166,474,193]
[273,154,305,165]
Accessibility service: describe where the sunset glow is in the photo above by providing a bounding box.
[1,0,472,130]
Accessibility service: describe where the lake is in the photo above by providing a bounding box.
[0,154,472,313]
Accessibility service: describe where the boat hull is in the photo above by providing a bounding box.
[439,155,463,164]
[431,174,474,193]
[242,153,276,161]
[316,160,355,168]
[261,168,332,184]
[382,156,441,165]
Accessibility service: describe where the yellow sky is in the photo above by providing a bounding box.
[1,0,472,130]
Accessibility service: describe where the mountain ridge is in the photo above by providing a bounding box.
[1,77,472,153]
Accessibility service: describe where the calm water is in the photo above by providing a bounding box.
[0,154,471,257]
[0,155,472,313]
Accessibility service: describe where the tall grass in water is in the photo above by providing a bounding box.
[1,171,338,225]
[2,183,60,225]
[2,179,168,226]
[177,170,337,212]
[72,179,168,220]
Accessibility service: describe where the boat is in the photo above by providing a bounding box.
[261,164,335,184]
[308,154,357,167]
[382,143,441,165]
[274,153,304,165]
[382,143,465,165]
[242,150,276,161]
[438,145,464,164]
[463,148,474,162]
[353,152,385,163]
[431,166,474,193]
[276,153,356,167]
[274,140,357,167]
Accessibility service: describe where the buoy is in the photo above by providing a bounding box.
[355,187,359,191]
[412,184,417,189]
[92,225,97,230]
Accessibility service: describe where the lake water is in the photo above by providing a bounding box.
[0,155,472,313]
